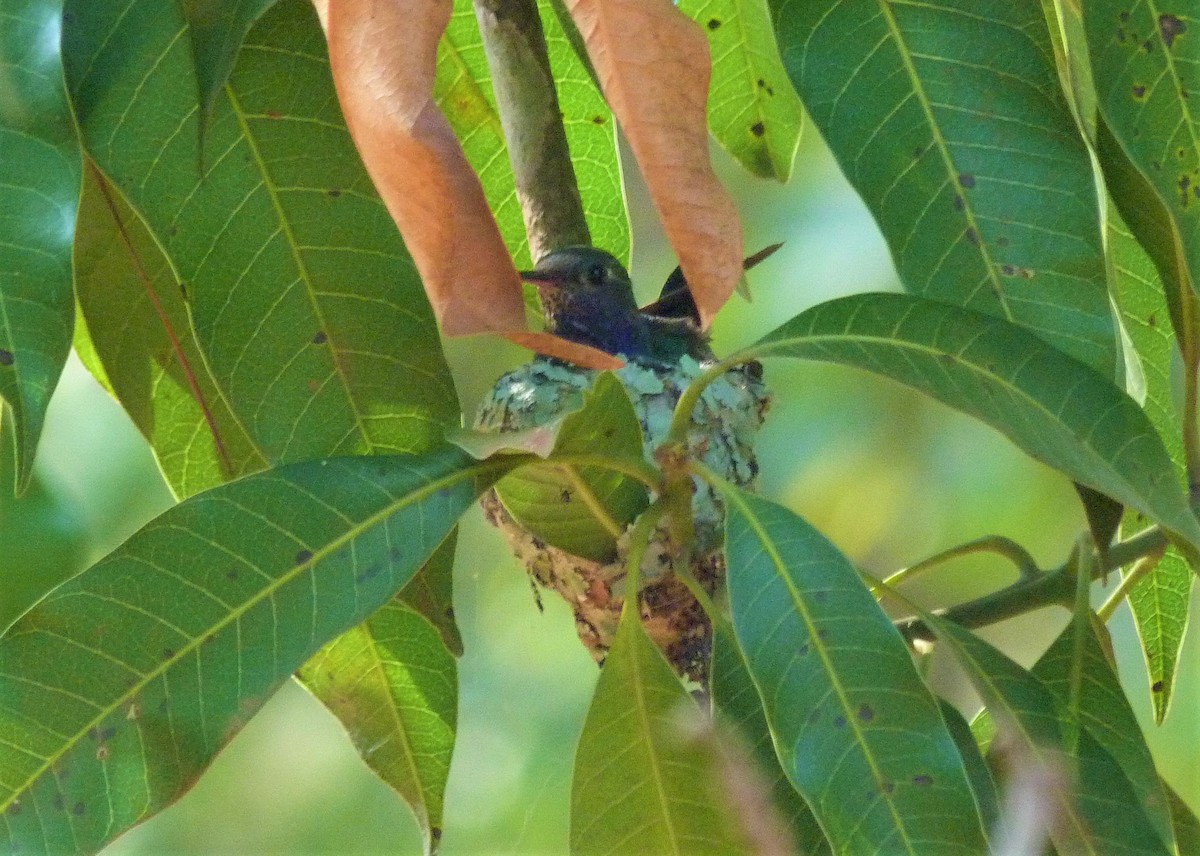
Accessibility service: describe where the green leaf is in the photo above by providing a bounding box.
[73,163,267,498]
[770,0,1115,376]
[1031,616,1176,852]
[926,615,1171,856]
[1106,183,1193,722]
[678,0,804,180]
[750,292,1200,558]
[436,0,629,268]
[0,446,505,853]
[1165,780,1200,855]
[0,0,81,490]
[571,606,754,855]
[179,0,279,115]
[720,488,988,855]
[710,622,830,856]
[398,530,462,656]
[63,0,458,465]
[936,699,1000,835]
[1085,2,1200,307]
[496,373,648,561]
[298,601,457,855]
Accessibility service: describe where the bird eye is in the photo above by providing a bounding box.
[586,263,606,285]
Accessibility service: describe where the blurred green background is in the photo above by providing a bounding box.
[4,124,1197,855]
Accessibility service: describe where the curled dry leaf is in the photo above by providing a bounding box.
[325,0,526,336]
[565,0,744,329]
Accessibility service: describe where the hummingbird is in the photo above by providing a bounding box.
[519,244,782,368]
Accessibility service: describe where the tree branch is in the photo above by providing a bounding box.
[895,526,1170,642]
[474,0,590,260]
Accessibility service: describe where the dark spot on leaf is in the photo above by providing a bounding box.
[162,647,176,659]
[1001,264,1016,276]
[1117,28,1127,42]
[0,349,13,367]
[1148,313,1157,327]
[1183,88,1191,99]
[833,714,847,728]
[53,794,65,811]
[63,11,74,23]
[816,628,830,640]
[6,800,20,815]
[913,774,934,787]
[953,195,965,211]
[912,145,925,160]
[266,109,284,119]
[858,703,875,722]
[592,115,605,125]
[312,330,328,345]
[226,568,239,580]
[1119,10,1130,21]
[179,282,188,301]
[73,802,86,816]
[750,122,765,137]
[958,173,976,189]
[432,827,442,842]
[1153,160,1162,170]
[560,489,572,502]
[1132,84,1146,98]
[812,590,828,603]
[356,563,385,584]
[96,744,110,761]
[1159,13,1186,48]
[1144,38,1155,52]
[1180,148,1188,159]
[295,549,314,565]
[798,643,809,656]
[707,18,721,30]
[327,188,341,198]
[965,227,980,246]
[445,606,455,619]
[757,78,766,88]
[880,780,895,794]
[1152,680,1165,692]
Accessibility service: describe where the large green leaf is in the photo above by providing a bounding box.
[63,0,457,465]
[710,622,830,855]
[678,0,804,180]
[437,0,629,268]
[1032,616,1175,852]
[298,601,457,855]
[73,163,266,498]
[571,605,755,855]
[1086,2,1200,309]
[749,292,1200,557]
[721,488,988,855]
[927,615,1171,856]
[0,0,81,490]
[770,0,1115,376]
[495,373,648,561]
[1105,176,1193,722]
[0,447,505,853]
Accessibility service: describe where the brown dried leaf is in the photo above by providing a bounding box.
[325,0,527,336]
[565,0,744,329]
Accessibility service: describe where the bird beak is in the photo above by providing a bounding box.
[517,269,564,286]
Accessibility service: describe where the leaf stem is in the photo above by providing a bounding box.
[623,500,670,610]
[557,464,624,539]
[474,0,590,258]
[665,354,748,445]
[883,535,1041,588]
[1096,540,1167,622]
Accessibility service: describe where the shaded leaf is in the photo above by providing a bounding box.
[1105,180,1193,722]
[398,530,462,656]
[1086,2,1200,309]
[0,447,506,853]
[571,605,754,855]
[496,373,648,561]
[710,621,830,855]
[750,292,1200,558]
[936,699,1000,835]
[179,0,279,115]
[0,0,81,490]
[770,0,1115,377]
[299,600,457,854]
[678,0,804,180]
[327,0,525,337]
[73,164,266,498]
[926,615,1170,856]
[721,487,988,855]
[64,0,460,464]
[565,0,744,328]
[1165,780,1200,855]
[1032,616,1175,852]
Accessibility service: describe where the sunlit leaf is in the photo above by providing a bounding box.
[678,0,804,180]
[721,488,988,855]
[64,0,460,464]
[771,0,1115,377]
[564,0,744,328]
[0,0,81,490]
[0,447,506,853]
[299,600,457,854]
[750,292,1200,558]
[571,605,755,855]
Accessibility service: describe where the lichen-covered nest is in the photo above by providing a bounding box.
[475,356,769,682]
